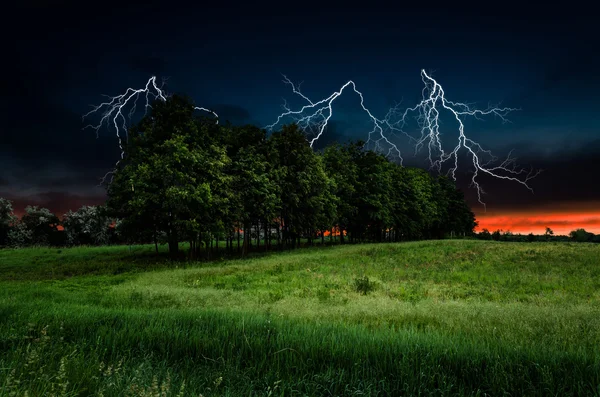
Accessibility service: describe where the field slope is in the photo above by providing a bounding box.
[1,240,599,396]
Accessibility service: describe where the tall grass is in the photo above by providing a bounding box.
[1,240,599,395]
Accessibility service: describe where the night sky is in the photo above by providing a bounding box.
[3,2,599,235]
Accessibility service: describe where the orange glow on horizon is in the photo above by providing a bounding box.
[474,202,600,235]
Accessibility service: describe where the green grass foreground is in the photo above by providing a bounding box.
[1,241,599,396]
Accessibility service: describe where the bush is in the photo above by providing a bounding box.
[353,276,375,295]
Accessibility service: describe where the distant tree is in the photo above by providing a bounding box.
[544,227,554,241]
[62,205,112,246]
[12,206,60,246]
[527,233,536,242]
[7,222,32,248]
[569,228,593,243]
[0,198,16,246]
[491,229,502,241]
[501,230,513,241]
[478,229,492,240]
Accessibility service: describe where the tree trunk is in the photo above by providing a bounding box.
[243,221,250,256]
[168,239,179,258]
[256,221,260,249]
[276,220,281,250]
[264,218,269,251]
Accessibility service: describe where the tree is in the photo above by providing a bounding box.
[349,147,393,242]
[322,143,358,243]
[478,229,492,240]
[17,206,60,246]
[433,176,477,238]
[501,230,514,241]
[269,124,332,248]
[222,124,279,255]
[492,229,502,241]
[106,94,229,258]
[91,99,479,256]
[0,198,16,246]
[399,167,439,240]
[62,205,112,246]
[569,228,593,243]
[544,227,554,241]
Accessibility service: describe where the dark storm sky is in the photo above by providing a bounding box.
[2,1,599,220]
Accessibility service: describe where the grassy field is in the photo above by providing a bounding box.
[0,240,599,396]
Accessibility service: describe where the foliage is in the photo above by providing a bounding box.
[270,124,334,248]
[106,95,230,258]
[478,228,492,240]
[7,206,61,247]
[62,205,112,246]
[6,220,33,248]
[0,198,16,246]
[569,228,594,242]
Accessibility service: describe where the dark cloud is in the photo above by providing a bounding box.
[130,55,168,76]
[456,138,600,211]
[0,48,122,179]
[4,191,106,216]
[310,120,358,151]
[209,104,252,124]
[510,44,600,106]
[0,97,119,170]
[0,154,113,204]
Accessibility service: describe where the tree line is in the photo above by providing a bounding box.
[476,227,600,243]
[0,95,477,255]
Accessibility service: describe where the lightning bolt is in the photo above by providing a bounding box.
[83,76,218,184]
[265,75,408,163]
[267,69,540,208]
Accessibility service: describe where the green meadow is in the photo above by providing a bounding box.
[1,240,599,396]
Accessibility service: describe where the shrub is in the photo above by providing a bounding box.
[353,276,375,295]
